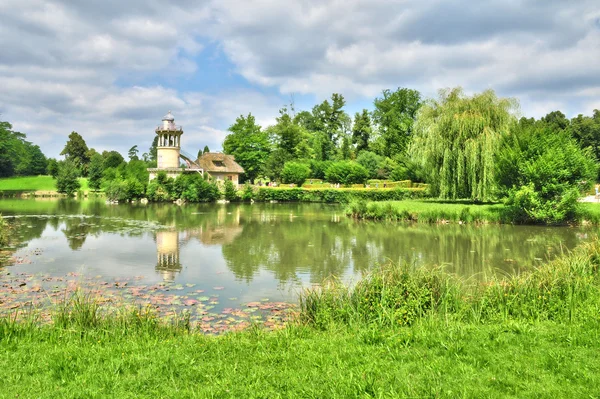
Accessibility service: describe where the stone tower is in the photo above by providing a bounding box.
[156,111,183,169]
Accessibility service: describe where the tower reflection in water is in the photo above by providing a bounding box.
[153,207,244,281]
[155,230,181,281]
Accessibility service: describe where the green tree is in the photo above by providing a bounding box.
[281,162,311,186]
[497,121,596,223]
[128,145,139,161]
[310,94,347,161]
[223,179,238,201]
[352,109,372,154]
[410,88,517,201]
[356,151,384,179]
[46,158,59,178]
[569,110,600,165]
[203,145,210,154]
[372,88,421,158]
[88,153,104,191]
[325,161,369,185]
[56,160,81,195]
[102,150,125,169]
[149,136,158,162]
[223,114,271,183]
[60,132,90,176]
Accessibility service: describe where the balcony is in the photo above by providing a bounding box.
[155,125,183,132]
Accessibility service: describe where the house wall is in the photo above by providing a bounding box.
[209,172,240,186]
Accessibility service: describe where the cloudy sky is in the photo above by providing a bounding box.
[1,0,599,158]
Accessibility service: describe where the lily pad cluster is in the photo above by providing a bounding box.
[0,269,296,334]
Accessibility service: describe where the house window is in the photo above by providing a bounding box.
[212,160,225,167]
[227,175,233,181]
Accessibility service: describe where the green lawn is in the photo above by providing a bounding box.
[0,175,89,192]
[1,319,598,398]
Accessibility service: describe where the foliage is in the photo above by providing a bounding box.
[325,161,369,185]
[497,121,596,224]
[87,153,104,191]
[356,151,384,179]
[149,136,158,162]
[46,158,59,178]
[410,88,518,201]
[309,94,348,161]
[265,107,312,179]
[281,162,311,186]
[346,200,503,223]
[223,179,239,201]
[254,187,428,203]
[309,160,332,180]
[102,150,125,169]
[223,113,271,183]
[171,173,220,202]
[56,160,81,195]
[241,183,254,201]
[372,88,422,158]
[0,121,48,177]
[352,109,372,154]
[127,145,139,161]
[60,132,90,176]
[568,109,600,170]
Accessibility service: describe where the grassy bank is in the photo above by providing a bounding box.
[346,200,505,223]
[346,199,600,224]
[2,241,600,397]
[0,175,89,192]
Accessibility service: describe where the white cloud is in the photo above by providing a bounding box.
[1,0,600,159]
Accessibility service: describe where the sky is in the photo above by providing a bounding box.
[0,0,599,159]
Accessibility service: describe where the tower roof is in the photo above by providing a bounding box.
[162,111,175,122]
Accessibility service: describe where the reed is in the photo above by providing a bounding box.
[299,240,600,328]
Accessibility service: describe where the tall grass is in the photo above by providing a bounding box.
[346,200,505,223]
[299,240,600,328]
[0,291,192,341]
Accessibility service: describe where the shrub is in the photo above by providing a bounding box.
[497,123,596,224]
[56,161,81,196]
[281,162,311,186]
[254,187,428,203]
[241,183,254,201]
[325,161,369,185]
[223,179,239,201]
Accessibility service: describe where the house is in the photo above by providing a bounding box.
[196,152,244,186]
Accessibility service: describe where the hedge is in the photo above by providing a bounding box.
[254,187,429,203]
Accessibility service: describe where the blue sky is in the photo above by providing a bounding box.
[0,0,599,158]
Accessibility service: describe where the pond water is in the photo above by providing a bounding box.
[0,199,596,329]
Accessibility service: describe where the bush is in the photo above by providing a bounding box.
[497,123,596,223]
[241,183,254,201]
[56,161,81,195]
[281,162,311,186]
[324,161,369,185]
[223,179,239,201]
[254,187,428,203]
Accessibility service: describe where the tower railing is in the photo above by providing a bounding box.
[155,125,183,132]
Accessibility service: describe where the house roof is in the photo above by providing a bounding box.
[196,152,244,174]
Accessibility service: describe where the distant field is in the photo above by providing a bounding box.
[0,176,89,192]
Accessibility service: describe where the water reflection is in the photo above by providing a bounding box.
[0,199,597,287]
[155,230,181,281]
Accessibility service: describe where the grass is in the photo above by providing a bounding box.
[347,199,600,225]
[346,200,506,223]
[0,175,89,192]
[1,239,600,396]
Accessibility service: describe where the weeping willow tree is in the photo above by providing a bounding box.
[410,88,518,201]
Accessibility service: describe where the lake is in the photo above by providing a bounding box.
[0,199,595,330]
